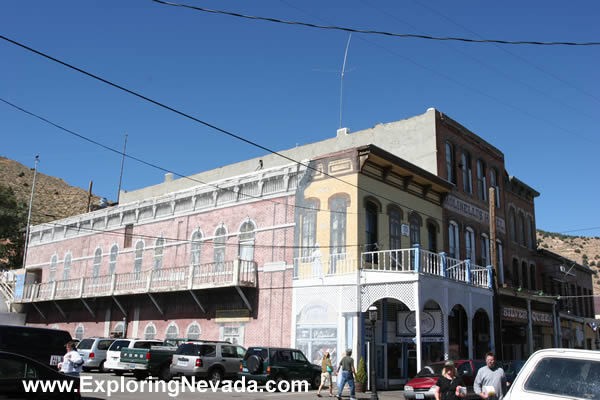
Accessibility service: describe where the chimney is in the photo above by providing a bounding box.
[337,127,350,137]
[164,173,174,182]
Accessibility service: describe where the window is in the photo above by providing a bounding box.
[92,248,102,282]
[214,226,227,271]
[293,351,308,363]
[512,259,519,287]
[109,245,118,275]
[221,325,243,345]
[521,261,528,289]
[301,204,317,258]
[461,152,473,194]
[62,253,72,281]
[329,197,347,256]
[190,230,202,267]
[49,255,57,282]
[509,208,516,242]
[477,160,487,201]
[448,221,460,259]
[409,212,421,247]
[74,324,84,340]
[389,208,402,250]
[187,322,201,340]
[527,217,534,249]
[427,222,437,252]
[134,241,144,276]
[239,220,256,262]
[490,168,500,208]
[480,234,490,266]
[97,340,113,351]
[221,345,238,358]
[445,142,456,184]
[144,323,156,340]
[0,357,38,379]
[153,236,165,270]
[124,224,133,248]
[365,201,379,261]
[165,323,179,339]
[497,241,504,284]
[518,212,526,246]
[530,264,537,291]
[465,228,475,261]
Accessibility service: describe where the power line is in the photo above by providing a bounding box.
[151,0,600,47]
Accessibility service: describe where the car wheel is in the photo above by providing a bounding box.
[98,361,108,373]
[159,364,172,382]
[134,371,148,381]
[114,370,124,376]
[209,368,224,384]
[311,373,321,390]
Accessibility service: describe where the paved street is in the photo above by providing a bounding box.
[79,372,406,400]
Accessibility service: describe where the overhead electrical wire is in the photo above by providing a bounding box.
[151,0,600,47]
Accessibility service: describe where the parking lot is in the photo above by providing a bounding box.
[79,372,407,400]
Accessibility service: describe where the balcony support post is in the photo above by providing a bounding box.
[50,281,57,301]
[440,252,447,278]
[53,301,66,319]
[79,278,85,298]
[187,264,195,289]
[465,260,472,284]
[31,302,46,320]
[233,259,241,286]
[412,244,421,272]
[486,265,493,289]
[235,286,252,312]
[146,270,153,292]
[81,298,95,318]
[147,293,164,315]
[188,290,206,313]
[110,273,117,296]
[112,296,127,316]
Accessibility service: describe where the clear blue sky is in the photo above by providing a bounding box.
[1,0,598,235]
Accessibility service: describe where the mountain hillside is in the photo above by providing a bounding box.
[0,156,101,225]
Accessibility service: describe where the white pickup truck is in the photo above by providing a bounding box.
[504,348,600,399]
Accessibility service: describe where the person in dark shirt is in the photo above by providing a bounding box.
[434,363,467,400]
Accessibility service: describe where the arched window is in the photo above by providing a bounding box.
[93,248,102,282]
[144,323,156,340]
[521,261,529,289]
[329,196,347,256]
[301,201,318,258]
[239,220,256,262]
[509,208,516,242]
[190,230,203,267]
[477,160,487,201]
[427,222,438,253]
[518,212,526,246]
[165,323,179,339]
[153,236,165,270]
[409,212,421,247]
[112,322,125,338]
[512,258,519,287]
[445,142,456,184]
[134,241,144,276]
[214,226,227,271]
[74,324,84,340]
[388,207,402,250]
[527,217,534,249]
[480,234,490,266]
[109,245,118,275]
[490,168,500,208]
[530,263,537,291]
[465,228,475,261]
[63,253,72,281]
[187,322,202,340]
[49,255,58,282]
[448,221,460,259]
[461,152,472,194]
[365,201,379,254]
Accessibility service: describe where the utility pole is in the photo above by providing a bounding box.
[22,155,39,269]
[489,186,502,359]
[87,180,93,212]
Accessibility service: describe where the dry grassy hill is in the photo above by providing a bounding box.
[0,156,100,225]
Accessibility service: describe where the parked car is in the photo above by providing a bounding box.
[104,339,162,375]
[504,348,600,399]
[403,360,485,399]
[171,341,245,383]
[0,350,81,399]
[0,324,72,368]
[499,360,526,385]
[238,347,321,389]
[75,337,114,372]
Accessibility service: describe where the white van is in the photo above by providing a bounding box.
[104,339,162,374]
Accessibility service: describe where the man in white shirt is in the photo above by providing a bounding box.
[57,341,83,377]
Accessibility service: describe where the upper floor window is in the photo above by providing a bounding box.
[530,263,537,291]
[165,323,179,340]
[496,240,504,284]
[518,212,526,246]
[448,221,460,259]
[527,217,534,249]
[490,168,500,208]
[93,248,102,282]
[521,261,529,289]
[134,241,144,275]
[465,228,475,261]
[239,220,256,262]
[365,201,379,254]
[144,323,157,340]
[190,230,203,267]
[124,224,133,248]
[509,208,517,242]
[512,258,519,287]
[445,142,456,184]
[476,160,487,201]
[330,196,348,256]
[480,234,490,266]
[301,201,318,258]
[109,245,118,275]
[63,253,72,281]
[214,226,227,270]
[187,322,201,340]
[389,207,402,250]
[74,324,84,341]
[461,152,473,194]
[49,255,58,282]
[427,222,438,253]
[409,212,422,247]
[153,236,165,270]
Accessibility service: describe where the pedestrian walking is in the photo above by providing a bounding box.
[317,351,334,397]
[335,349,356,400]
[433,362,467,400]
[57,341,83,377]
[474,352,508,400]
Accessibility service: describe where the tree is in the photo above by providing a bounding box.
[0,184,27,269]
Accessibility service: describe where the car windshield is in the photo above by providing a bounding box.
[77,339,95,350]
[109,340,131,351]
[415,364,445,378]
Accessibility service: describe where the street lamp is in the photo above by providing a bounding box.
[368,305,378,400]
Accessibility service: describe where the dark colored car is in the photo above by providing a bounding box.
[0,350,81,399]
[0,325,72,369]
[238,347,321,389]
[501,360,526,385]
[403,360,485,399]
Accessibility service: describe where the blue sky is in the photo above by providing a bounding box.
[1,0,598,235]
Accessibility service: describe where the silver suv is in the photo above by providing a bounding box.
[77,337,115,372]
[170,341,246,383]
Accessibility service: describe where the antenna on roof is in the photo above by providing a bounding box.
[339,34,352,129]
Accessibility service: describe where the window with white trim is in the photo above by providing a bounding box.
[93,248,102,282]
[480,234,490,266]
[301,203,317,258]
[465,228,475,261]
[109,245,118,275]
[221,325,244,345]
[49,255,58,282]
[134,241,144,276]
[214,226,227,271]
[165,323,179,339]
[144,323,157,340]
[448,221,460,259]
[153,236,165,270]
[190,230,202,267]
[461,152,473,194]
[239,221,256,262]
[477,160,487,201]
[63,253,72,281]
[74,324,84,340]
[187,322,202,340]
[329,197,347,257]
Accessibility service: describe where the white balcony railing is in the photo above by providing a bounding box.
[14,259,257,303]
[293,252,358,279]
